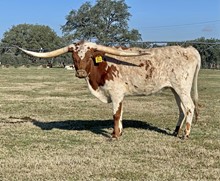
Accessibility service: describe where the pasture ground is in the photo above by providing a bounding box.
[0,68,219,181]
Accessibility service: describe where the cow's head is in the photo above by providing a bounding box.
[70,46,106,78]
[18,41,150,78]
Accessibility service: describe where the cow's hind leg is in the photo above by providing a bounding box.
[112,101,123,138]
[171,89,185,137]
[179,94,195,139]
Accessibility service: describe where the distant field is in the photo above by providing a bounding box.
[0,67,219,181]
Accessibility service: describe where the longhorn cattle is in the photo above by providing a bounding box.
[18,41,201,139]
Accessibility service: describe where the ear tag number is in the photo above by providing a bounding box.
[95,56,103,63]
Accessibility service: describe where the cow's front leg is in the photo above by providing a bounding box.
[112,101,123,138]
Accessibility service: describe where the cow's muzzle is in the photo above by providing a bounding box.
[76,69,88,78]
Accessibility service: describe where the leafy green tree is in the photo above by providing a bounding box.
[191,37,220,68]
[0,24,71,66]
[61,0,142,44]
[1,24,63,50]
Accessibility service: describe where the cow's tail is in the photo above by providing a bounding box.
[192,49,201,122]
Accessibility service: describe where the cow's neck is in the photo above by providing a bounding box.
[87,61,109,90]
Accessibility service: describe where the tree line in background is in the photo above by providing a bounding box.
[0,24,72,67]
[0,0,220,68]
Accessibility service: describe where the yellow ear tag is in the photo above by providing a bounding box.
[95,56,103,63]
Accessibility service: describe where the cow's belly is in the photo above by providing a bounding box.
[125,81,163,95]
[122,72,170,96]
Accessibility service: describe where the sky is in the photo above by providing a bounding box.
[0,0,220,42]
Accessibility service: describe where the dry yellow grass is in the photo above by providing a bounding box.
[0,67,219,181]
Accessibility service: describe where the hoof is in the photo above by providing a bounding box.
[111,130,122,139]
[108,133,120,141]
[173,126,181,137]
[111,133,121,139]
[173,131,178,137]
[109,136,119,141]
[181,134,189,140]
[173,129,182,137]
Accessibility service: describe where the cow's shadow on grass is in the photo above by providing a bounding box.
[31,119,173,138]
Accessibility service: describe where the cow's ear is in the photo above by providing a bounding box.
[91,50,105,65]
[91,49,105,57]
[91,50,105,63]
[94,55,103,64]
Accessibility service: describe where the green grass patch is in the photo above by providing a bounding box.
[0,67,219,180]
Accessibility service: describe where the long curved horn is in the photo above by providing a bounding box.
[92,43,150,56]
[17,45,73,58]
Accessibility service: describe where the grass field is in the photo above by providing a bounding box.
[0,67,219,181]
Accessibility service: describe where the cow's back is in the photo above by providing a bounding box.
[105,46,201,95]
